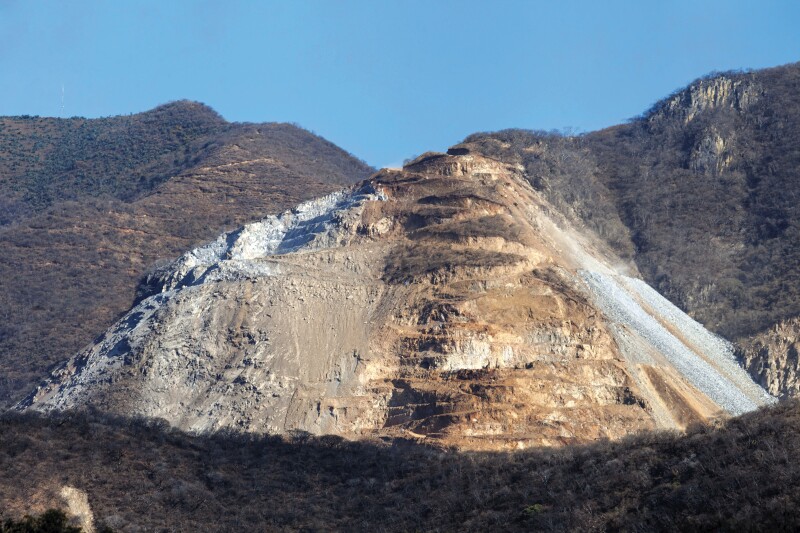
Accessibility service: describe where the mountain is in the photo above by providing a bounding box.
[20,151,773,449]
[455,62,800,398]
[3,63,800,530]
[0,102,373,407]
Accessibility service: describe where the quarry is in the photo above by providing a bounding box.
[20,152,775,450]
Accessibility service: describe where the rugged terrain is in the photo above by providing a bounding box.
[21,151,772,450]
[3,62,800,530]
[0,102,373,407]
[456,61,800,397]
[739,317,800,398]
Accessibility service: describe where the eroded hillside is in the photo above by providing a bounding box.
[0,103,373,407]
[457,62,800,397]
[21,152,772,450]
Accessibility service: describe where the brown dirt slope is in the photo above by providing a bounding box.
[21,152,771,450]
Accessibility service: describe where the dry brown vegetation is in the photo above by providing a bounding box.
[0,102,373,407]
[2,402,800,531]
[3,65,800,531]
[462,61,800,350]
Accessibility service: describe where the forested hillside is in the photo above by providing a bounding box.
[2,401,799,531]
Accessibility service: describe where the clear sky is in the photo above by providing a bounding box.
[1,1,799,167]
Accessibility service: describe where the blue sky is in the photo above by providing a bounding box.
[1,1,798,167]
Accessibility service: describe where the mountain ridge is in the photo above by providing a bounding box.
[3,62,800,530]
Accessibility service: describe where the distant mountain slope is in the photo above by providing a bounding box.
[0,101,227,224]
[457,61,800,397]
[0,103,373,407]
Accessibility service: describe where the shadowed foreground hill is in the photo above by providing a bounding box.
[0,102,373,407]
[1,402,799,531]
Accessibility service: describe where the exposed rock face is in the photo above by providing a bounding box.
[20,153,773,449]
[690,126,734,174]
[652,75,761,124]
[740,317,800,398]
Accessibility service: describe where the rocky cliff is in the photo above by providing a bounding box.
[20,152,773,449]
[739,317,800,398]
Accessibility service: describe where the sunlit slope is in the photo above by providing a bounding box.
[21,152,774,449]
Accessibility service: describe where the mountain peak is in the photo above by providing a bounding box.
[20,147,773,450]
[647,73,761,124]
[138,99,228,127]
[402,152,517,179]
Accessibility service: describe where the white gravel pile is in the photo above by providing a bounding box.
[619,276,773,404]
[18,182,388,411]
[581,270,774,415]
[161,183,385,291]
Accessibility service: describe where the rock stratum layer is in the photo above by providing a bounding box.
[20,153,774,449]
